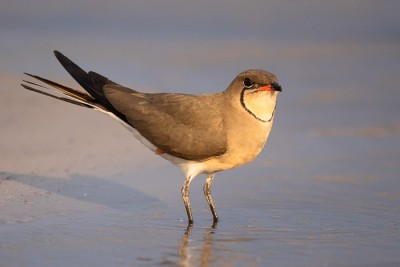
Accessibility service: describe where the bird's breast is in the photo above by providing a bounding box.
[199,117,274,173]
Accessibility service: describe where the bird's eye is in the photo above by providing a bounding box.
[243,77,254,88]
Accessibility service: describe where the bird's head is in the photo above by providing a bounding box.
[226,69,282,122]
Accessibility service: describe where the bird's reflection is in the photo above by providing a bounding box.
[179,222,218,267]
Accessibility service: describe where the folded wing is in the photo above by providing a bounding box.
[104,86,228,160]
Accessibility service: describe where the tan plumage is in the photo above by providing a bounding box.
[104,89,227,160]
[21,51,282,225]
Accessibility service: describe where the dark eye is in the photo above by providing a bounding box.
[243,77,253,88]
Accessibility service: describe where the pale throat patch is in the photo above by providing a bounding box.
[241,91,277,122]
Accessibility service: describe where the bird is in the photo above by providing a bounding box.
[21,51,282,225]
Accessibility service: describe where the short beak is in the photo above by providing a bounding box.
[259,82,282,92]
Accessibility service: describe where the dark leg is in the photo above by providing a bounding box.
[181,176,194,225]
[203,174,218,223]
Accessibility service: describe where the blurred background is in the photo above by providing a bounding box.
[1,1,399,266]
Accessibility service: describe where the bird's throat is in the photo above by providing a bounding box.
[241,91,277,122]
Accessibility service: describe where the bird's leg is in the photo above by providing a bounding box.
[181,176,194,225]
[203,174,218,223]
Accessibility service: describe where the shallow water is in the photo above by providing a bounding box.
[1,167,399,266]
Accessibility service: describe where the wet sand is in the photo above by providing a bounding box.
[1,163,399,266]
[1,1,400,266]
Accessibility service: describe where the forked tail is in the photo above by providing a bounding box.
[21,73,97,109]
[21,50,127,123]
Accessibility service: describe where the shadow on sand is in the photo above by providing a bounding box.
[0,171,160,213]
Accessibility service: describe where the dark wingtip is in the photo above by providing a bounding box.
[53,50,65,61]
